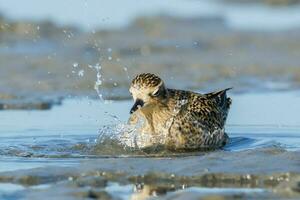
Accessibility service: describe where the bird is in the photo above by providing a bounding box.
[127,73,232,151]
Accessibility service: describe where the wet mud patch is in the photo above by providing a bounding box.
[0,94,62,110]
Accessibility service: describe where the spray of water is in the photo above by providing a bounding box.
[87,63,104,101]
[123,66,130,80]
[97,119,145,152]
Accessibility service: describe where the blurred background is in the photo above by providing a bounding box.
[1,2,300,198]
[0,0,300,109]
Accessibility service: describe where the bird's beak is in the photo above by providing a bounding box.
[130,99,144,114]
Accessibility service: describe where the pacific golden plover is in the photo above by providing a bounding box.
[128,73,232,150]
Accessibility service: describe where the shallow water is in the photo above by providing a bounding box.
[0,91,300,199]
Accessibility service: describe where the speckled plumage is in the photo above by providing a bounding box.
[128,73,232,150]
[131,73,162,89]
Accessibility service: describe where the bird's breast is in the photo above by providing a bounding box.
[151,106,174,134]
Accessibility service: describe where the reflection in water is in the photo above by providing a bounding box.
[131,184,176,200]
[127,184,266,200]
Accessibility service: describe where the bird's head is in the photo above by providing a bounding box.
[129,73,167,114]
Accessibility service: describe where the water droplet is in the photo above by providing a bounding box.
[95,80,102,86]
[88,63,104,100]
[73,63,79,68]
[123,67,130,80]
[78,70,84,77]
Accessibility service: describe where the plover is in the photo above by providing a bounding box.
[128,73,232,150]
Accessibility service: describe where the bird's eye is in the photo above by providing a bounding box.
[152,89,160,97]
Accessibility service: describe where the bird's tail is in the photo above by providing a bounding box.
[205,87,232,110]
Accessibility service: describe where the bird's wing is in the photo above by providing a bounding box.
[167,94,228,149]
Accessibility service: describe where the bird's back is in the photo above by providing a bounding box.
[166,88,232,150]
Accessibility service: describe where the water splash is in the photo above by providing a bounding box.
[96,112,166,153]
[78,70,84,77]
[97,123,136,149]
[123,67,130,80]
[96,113,153,153]
[88,63,104,101]
[73,62,79,68]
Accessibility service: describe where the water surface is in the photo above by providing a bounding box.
[0,91,300,199]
